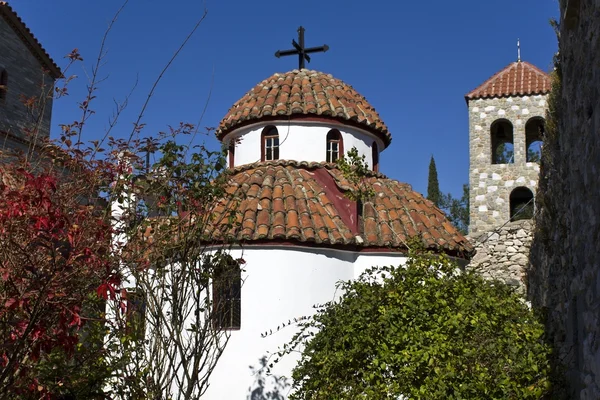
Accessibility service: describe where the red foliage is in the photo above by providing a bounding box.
[0,160,119,395]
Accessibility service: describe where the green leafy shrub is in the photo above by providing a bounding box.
[289,254,551,399]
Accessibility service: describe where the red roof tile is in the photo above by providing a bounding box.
[206,161,473,258]
[0,2,62,79]
[466,61,551,101]
[217,70,391,147]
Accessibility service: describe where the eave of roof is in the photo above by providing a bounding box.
[203,160,474,259]
[0,2,62,79]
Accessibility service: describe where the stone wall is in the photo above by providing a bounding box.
[0,15,54,143]
[468,95,546,235]
[529,0,600,398]
[468,220,533,294]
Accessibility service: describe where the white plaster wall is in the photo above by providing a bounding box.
[354,252,407,279]
[224,121,385,169]
[204,245,408,400]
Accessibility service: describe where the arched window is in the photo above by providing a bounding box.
[261,126,279,161]
[0,70,7,103]
[212,255,242,330]
[326,129,343,163]
[525,117,545,163]
[491,120,514,164]
[372,142,379,172]
[510,187,534,221]
[228,139,235,168]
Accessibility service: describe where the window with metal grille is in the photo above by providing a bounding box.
[212,257,241,330]
[261,126,279,161]
[326,129,343,163]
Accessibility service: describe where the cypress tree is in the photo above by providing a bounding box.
[427,155,442,207]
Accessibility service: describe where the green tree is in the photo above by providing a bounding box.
[286,253,551,400]
[440,184,469,234]
[426,156,442,207]
[494,142,514,164]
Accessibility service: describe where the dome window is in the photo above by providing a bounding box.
[326,129,343,163]
[372,142,379,172]
[261,126,279,161]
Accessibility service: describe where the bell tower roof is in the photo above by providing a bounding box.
[465,61,551,101]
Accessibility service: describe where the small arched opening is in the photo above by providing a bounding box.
[525,117,545,163]
[326,129,343,163]
[372,141,379,172]
[510,187,534,221]
[261,126,279,161]
[491,119,514,164]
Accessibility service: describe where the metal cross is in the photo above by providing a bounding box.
[274,26,329,69]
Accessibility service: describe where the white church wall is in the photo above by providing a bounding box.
[204,245,408,399]
[204,245,354,399]
[354,252,408,279]
[224,121,384,168]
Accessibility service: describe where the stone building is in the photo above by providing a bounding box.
[0,2,61,152]
[465,60,552,292]
[529,0,600,398]
[466,60,551,236]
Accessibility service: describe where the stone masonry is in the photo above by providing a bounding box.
[529,0,600,398]
[0,7,56,148]
[468,95,546,235]
[469,220,533,294]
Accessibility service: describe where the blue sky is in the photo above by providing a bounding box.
[13,0,558,198]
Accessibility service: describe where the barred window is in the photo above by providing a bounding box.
[261,126,279,161]
[212,256,242,330]
[326,130,343,163]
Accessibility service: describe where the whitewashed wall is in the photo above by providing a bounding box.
[204,245,408,400]
[223,120,385,169]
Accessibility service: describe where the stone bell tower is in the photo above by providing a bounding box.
[465,60,552,236]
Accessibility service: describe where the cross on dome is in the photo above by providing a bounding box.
[274,26,329,69]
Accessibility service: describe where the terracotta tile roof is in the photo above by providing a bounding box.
[0,2,62,79]
[465,61,551,101]
[207,161,473,258]
[217,69,391,147]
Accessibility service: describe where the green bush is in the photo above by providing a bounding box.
[289,253,551,399]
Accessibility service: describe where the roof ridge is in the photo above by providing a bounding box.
[0,2,62,78]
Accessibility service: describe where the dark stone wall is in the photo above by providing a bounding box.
[529,0,600,398]
[0,15,55,145]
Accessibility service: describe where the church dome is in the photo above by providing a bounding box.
[217,69,391,147]
[208,161,473,258]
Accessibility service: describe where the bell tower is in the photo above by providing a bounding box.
[465,60,551,236]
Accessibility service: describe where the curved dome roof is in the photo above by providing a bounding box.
[207,161,473,258]
[217,69,391,147]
